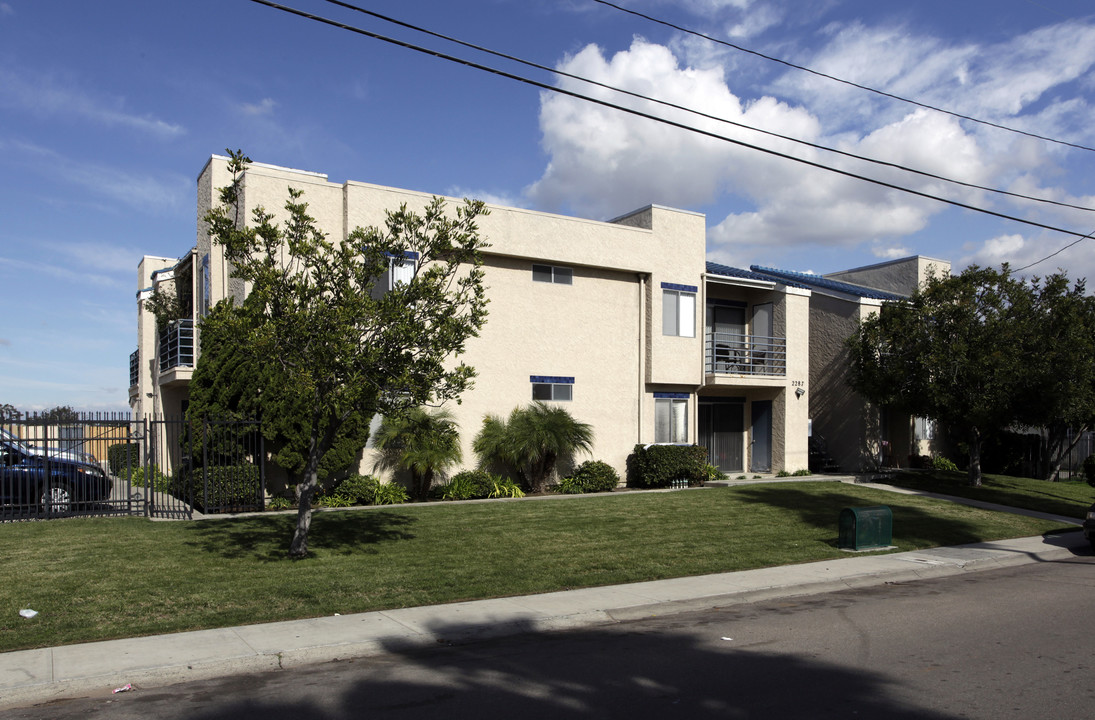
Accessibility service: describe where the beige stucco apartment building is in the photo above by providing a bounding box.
[131,155,815,487]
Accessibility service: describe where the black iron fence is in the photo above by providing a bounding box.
[2,413,263,522]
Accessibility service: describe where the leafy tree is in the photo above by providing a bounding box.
[846,266,1035,487]
[0,403,20,422]
[204,151,489,557]
[373,407,462,501]
[1014,274,1095,480]
[473,402,593,493]
[39,405,81,423]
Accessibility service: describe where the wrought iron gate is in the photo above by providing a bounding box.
[2,413,263,521]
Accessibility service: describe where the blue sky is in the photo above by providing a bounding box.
[1,0,1093,413]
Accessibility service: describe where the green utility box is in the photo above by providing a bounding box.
[838,505,893,550]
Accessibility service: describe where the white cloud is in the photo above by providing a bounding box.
[0,3,14,17]
[240,98,277,116]
[871,242,911,260]
[0,68,184,138]
[445,187,525,209]
[527,39,818,219]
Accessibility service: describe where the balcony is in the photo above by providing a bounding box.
[705,331,786,376]
[159,319,194,373]
[130,349,139,388]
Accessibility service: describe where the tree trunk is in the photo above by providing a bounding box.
[289,438,323,558]
[967,427,982,487]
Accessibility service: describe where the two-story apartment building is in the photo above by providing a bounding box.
[131,155,812,486]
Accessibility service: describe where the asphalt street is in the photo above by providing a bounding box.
[8,553,1094,720]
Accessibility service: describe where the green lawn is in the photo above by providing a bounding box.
[886,470,1095,519]
[0,482,1073,653]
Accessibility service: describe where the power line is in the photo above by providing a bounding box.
[1013,228,1095,272]
[246,0,1092,240]
[315,0,1093,215]
[593,0,1095,154]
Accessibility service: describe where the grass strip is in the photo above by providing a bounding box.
[886,471,1094,519]
[0,482,1072,653]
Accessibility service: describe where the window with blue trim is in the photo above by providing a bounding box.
[662,283,696,338]
[654,392,688,442]
[532,375,573,401]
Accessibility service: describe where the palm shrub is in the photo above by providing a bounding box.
[473,402,594,493]
[374,408,462,501]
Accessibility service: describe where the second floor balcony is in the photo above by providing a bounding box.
[159,319,194,373]
[705,331,787,376]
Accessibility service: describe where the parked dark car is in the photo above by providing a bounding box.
[0,439,112,514]
[1084,503,1095,551]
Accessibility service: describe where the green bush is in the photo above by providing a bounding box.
[267,496,293,510]
[436,470,497,500]
[130,464,171,494]
[319,494,354,508]
[1083,455,1095,488]
[372,482,409,505]
[556,460,619,494]
[931,456,960,472]
[791,469,811,477]
[627,444,708,488]
[333,474,380,505]
[107,443,140,477]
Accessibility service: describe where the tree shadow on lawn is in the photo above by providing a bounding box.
[183,510,417,561]
[732,485,1002,549]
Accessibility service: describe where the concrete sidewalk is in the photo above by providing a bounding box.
[1,482,1088,709]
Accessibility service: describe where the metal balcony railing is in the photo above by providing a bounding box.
[158,319,194,372]
[130,349,139,387]
[705,331,787,376]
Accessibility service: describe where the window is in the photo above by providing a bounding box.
[390,252,418,287]
[532,264,573,285]
[531,375,573,401]
[662,283,696,337]
[654,393,688,443]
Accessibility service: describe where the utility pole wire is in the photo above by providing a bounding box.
[593,0,1095,154]
[316,0,1092,214]
[247,0,1092,240]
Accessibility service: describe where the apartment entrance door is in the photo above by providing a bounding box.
[750,400,773,473]
[699,399,744,473]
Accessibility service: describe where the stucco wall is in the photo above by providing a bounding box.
[808,293,882,472]
[825,256,951,296]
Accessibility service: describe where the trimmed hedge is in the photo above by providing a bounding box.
[628,444,708,488]
[189,464,262,512]
[1084,454,1095,488]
